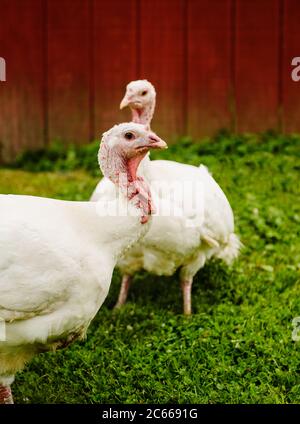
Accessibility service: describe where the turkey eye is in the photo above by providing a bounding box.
[142,90,147,96]
[124,132,134,140]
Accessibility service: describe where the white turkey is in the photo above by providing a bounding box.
[91,80,241,315]
[0,122,167,404]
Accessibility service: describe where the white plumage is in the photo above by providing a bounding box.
[0,122,166,403]
[91,80,241,314]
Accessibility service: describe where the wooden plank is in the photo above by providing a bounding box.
[282,0,300,133]
[47,0,90,145]
[94,0,137,136]
[0,0,44,161]
[235,0,280,132]
[140,0,185,140]
[188,0,232,139]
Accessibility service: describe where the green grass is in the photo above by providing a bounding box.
[0,132,300,403]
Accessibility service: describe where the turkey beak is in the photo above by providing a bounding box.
[120,95,130,110]
[134,134,167,153]
[146,134,168,150]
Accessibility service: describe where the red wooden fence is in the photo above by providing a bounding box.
[0,0,299,160]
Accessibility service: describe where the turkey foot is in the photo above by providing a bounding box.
[0,385,13,404]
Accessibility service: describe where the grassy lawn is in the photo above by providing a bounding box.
[0,133,299,403]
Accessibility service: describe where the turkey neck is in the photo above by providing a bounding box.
[99,143,153,223]
[131,100,155,130]
[130,101,155,170]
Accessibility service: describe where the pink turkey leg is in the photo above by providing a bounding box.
[114,275,132,309]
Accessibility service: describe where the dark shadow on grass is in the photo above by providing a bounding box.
[104,259,241,315]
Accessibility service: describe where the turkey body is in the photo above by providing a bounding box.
[0,193,148,377]
[0,121,166,403]
[119,160,238,276]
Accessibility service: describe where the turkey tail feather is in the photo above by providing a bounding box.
[217,234,242,265]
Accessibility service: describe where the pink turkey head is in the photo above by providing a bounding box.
[98,123,167,223]
[120,80,156,129]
